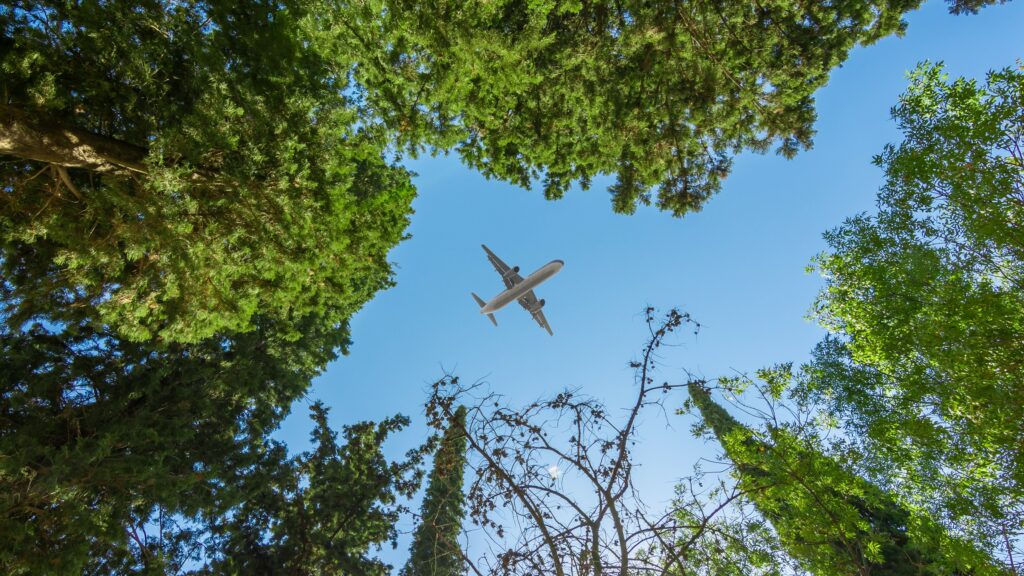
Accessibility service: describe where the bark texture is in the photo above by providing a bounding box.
[0,104,148,173]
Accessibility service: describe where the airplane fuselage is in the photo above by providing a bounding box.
[480,260,564,314]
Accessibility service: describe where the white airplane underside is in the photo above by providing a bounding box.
[472,244,563,336]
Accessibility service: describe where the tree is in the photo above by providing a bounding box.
[0,312,346,574]
[662,490,801,576]
[423,310,700,576]
[403,405,469,576]
[1,0,415,344]
[375,0,1000,216]
[49,402,430,575]
[947,0,1011,15]
[202,402,429,576]
[2,3,416,567]
[804,62,1024,565]
[686,375,1001,575]
[424,309,797,576]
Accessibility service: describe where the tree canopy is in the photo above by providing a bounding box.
[1,0,415,344]
[2,0,1019,573]
[2,4,418,564]
[2,0,1011,349]
[374,0,995,215]
[0,311,347,573]
[1,379,428,574]
[204,402,428,576]
[804,62,1024,556]
[1,0,1007,345]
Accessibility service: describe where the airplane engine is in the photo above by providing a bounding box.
[532,299,546,312]
[502,266,520,280]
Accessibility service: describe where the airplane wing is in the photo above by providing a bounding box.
[532,309,553,336]
[482,244,523,289]
[518,290,554,336]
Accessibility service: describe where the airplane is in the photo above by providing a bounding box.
[472,244,563,336]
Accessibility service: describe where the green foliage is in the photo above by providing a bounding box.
[806,62,1024,553]
[1,0,415,344]
[371,0,991,216]
[2,0,1017,572]
[1,4,418,567]
[665,495,797,576]
[0,392,428,575]
[946,0,1010,15]
[403,405,468,576]
[205,402,429,576]
[687,382,1001,576]
[0,313,344,574]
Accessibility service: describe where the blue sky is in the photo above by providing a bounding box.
[275,0,1024,567]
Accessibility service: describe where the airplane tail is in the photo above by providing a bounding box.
[471,293,498,327]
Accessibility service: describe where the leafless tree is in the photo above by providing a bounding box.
[424,308,796,576]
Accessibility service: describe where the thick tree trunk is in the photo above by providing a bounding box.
[0,104,149,174]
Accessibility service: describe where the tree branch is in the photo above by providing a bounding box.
[0,104,149,174]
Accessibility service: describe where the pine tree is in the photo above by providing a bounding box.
[686,381,1001,576]
[403,406,469,576]
[206,402,429,576]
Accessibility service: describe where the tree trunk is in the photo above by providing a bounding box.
[0,104,149,174]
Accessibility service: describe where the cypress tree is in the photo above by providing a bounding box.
[403,406,469,576]
[687,381,1001,576]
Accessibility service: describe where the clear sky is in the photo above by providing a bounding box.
[275,0,1024,568]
